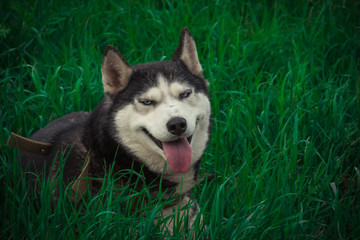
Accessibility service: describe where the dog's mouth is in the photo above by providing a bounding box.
[142,128,193,173]
[142,128,192,149]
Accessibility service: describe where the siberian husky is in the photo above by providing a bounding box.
[16,27,211,233]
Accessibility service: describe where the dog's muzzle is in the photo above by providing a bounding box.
[142,116,195,150]
[142,117,196,173]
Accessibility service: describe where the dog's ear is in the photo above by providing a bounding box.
[173,27,208,86]
[101,45,133,94]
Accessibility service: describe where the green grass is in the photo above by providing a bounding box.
[1,0,360,239]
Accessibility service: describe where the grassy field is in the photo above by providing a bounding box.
[1,0,360,239]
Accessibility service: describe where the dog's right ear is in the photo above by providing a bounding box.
[101,45,132,94]
[173,27,209,87]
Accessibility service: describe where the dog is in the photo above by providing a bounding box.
[14,27,211,233]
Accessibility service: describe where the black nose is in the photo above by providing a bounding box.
[167,117,187,136]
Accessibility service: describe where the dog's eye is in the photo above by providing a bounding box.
[139,99,155,106]
[179,90,192,99]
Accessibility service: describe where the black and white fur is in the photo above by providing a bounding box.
[20,27,211,233]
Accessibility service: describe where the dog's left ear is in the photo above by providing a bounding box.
[101,45,133,94]
[173,27,209,86]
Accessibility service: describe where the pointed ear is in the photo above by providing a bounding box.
[101,45,132,94]
[173,27,206,82]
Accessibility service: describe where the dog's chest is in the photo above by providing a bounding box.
[164,166,197,194]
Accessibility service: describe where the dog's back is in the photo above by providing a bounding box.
[20,112,90,183]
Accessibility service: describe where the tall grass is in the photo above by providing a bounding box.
[1,0,359,239]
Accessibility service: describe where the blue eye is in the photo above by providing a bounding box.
[179,91,192,99]
[140,99,154,105]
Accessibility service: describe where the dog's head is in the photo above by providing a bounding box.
[101,27,211,174]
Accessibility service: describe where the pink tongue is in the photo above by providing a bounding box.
[162,138,191,173]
